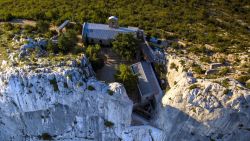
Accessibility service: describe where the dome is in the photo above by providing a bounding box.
[108,16,118,21]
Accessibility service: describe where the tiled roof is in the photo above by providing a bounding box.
[131,61,161,97]
[83,22,138,40]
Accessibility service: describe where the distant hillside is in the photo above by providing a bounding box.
[0,0,249,50]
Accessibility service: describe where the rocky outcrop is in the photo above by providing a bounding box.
[0,55,163,141]
[153,55,250,141]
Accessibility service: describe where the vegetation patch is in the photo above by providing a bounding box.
[112,33,139,61]
[107,89,114,96]
[85,44,104,71]
[66,74,73,81]
[237,75,250,86]
[170,63,178,71]
[191,63,205,74]
[189,84,199,90]
[49,78,59,92]
[63,82,68,88]
[104,120,114,128]
[37,133,54,140]
[115,64,139,101]
[87,85,95,91]
[223,89,231,95]
[77,82,83,87]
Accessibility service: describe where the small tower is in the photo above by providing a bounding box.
[108,16,119,28]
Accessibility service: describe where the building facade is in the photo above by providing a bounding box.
[82,16,143,46]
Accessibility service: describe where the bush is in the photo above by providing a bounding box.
[0,12,12,21]
[90,58,104,72]
[47,40,59,53]
[189,84,199,90]
[87,85,95,91]
[58,30,77,53]
[115,64,138,97]
[223,89,231,95]
[107,89,114,96]
[221,79,230,88]
[37,20,50,33]
[199,56,211,63]
[50,78,59,92]
[218,67,230,76]
[38,133,53,140]
[192,64,205,74]
[112,33,139,61]
[104,120,114,128]
[237,75,250,86]
[86,44,104,71]
[170,63,178,71]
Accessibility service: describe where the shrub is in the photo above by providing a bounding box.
[179,60,185,66]
[199,56,211,63]
[77,82,83,87]
[112,33,139,61]
[221,79,230,88]
[66,74,73,81]
[189,84,199,90]
[237,75,250,86]
[170,63,178,71]
[87,85,95,91]
[38,133,53,140]
[223,89,231,95]
[46,40,59,53]
[218,67,230,76]
[192,65,205,74]
[64,82,68,88]
[37,20,50,33]
[58,30,77,53]
[174,81,177,85]
[50,78,59,92]
[104,120,114,128]
[107,89,114,96]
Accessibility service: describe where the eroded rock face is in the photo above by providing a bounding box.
[0,55,135,141]
[0,55,165,141]
[154,55,250,141]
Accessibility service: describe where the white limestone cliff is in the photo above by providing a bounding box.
[0,55,163,141]
[153,55,250,141]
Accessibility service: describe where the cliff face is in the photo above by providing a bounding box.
[154,55,250,141]
[1,53,249,141]
[0,55,133,141]
[0,55,165,141]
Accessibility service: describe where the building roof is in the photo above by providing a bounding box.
[108,16,118,21]
[131,61,161,97]
[82,22,138,40]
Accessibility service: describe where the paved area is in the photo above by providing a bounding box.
[96,48,129,83]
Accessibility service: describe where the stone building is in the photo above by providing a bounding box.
[131,61,162,104]
[82,16,143,46]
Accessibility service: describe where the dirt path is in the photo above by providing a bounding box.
[0,19,36,26]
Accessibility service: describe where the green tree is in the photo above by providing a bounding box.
[112,33,138,61]
[46,40,59,53]
[85,44,104,71]
[37,20,50,33]
[115,64,138,95]
[58,30,77,53]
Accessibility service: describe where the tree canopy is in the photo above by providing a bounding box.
[115,64,138,97]
[85,44,104,71]
[112,33,139,61]
[58,30,77,53]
